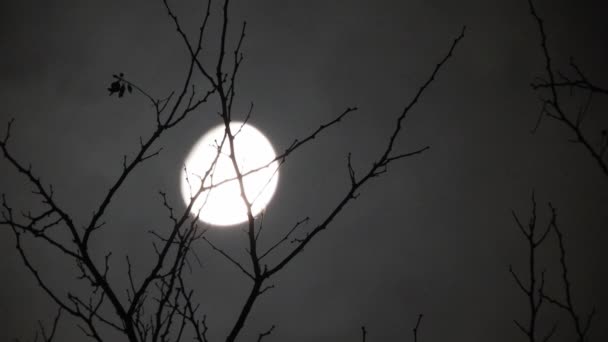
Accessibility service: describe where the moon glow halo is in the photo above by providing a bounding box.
[180,122,279,226]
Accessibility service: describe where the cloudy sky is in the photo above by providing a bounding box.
[1,0,607,341]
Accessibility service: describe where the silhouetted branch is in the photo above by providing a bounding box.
[510,193,599,342]
[527,0,608,177]
[509,193,553,342]
[1,1,465,341]
[203,236,254,280]
[540,204,595,342]
[413,314,423,342]
[256,325,275,342]
[531,58,608,96]
[219,24,464,342]
[264,26,466,280]
[259,216,309,260]
[15,308,63,342]
[1,0,218,339]
[162,0,216,88]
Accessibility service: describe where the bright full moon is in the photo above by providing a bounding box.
[180,122,279,226]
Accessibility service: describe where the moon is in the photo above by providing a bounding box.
[180,122,279,226]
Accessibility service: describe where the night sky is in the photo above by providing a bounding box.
[1,0,607,341]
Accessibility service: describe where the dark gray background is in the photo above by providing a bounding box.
[1,0,607,341]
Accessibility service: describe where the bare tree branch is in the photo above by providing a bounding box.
[527,0,608,177]
[540,204,594,342]
[413,314,423,342]
[1,1,466,341]
[256,325,275,342]
[265,26,466,280]
[509,193,553,342]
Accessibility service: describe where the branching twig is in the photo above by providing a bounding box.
[540,204,595,342]
[257,325,275,342]
[413,314,423,342]
[510,193,553,342]
[527,0,608,177]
